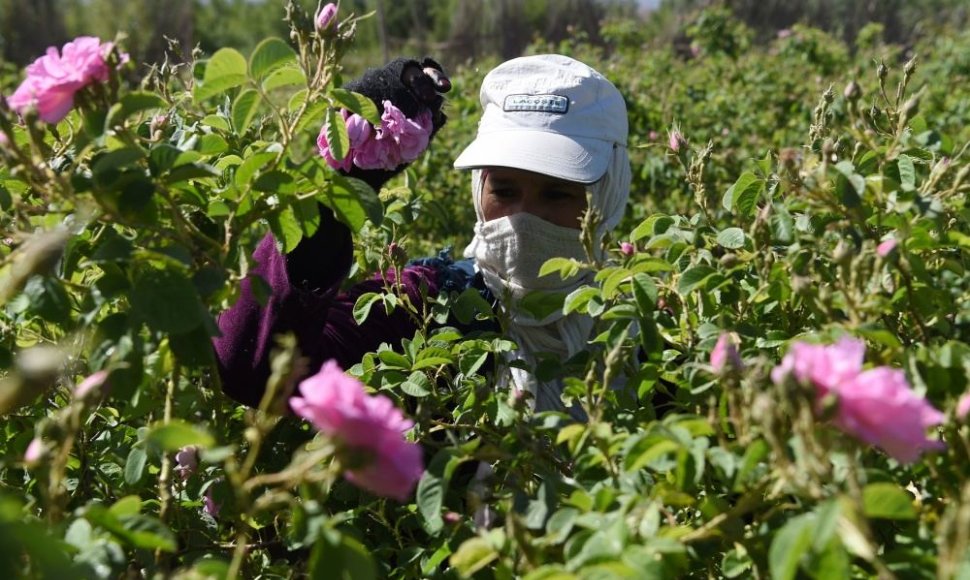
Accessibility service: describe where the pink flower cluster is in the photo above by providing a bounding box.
[290,360,424,501]
[317,100,433,172]
[771,337,945,463]
[7,37,125,124]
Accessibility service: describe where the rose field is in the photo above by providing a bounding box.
[1,2,970,578]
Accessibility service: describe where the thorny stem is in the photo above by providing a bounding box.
[155,364,179,569]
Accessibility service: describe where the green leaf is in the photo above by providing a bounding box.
[897,154,916,191]
[677,265,717,295]
[308,532,377,580]
[106,91,167,127]
[84,505,177,552]
[149,143,183,175]
[519,291,566,321]
[768,513,815,580]
[195,48,248,101]
[352,292,382,325]
[92,147,146,176]
[769,204,794,243]
[146,420,215,451]
[109,496,143,518]
[263,66,306,92]
[538,257,583,279]
[624,437,680,472]
[450,537,498,576]
[716,227,745,249]
[630,214,674,242]
[834,161,865,206]
[268,205,304,254]
[324,107,350,162]
[722,545,753,578]
[808,537,850,579]
[401,371,432,397]
[631,273,657,315]
[862,483,916,520]
[563,286,601,315]
[231,89,261,133]
[249,37,297,81]
[130,264,204,334]
[323,175,383,231]
[233,151,277,189]
[416,450,451,534]
[722,172,763,217]
[198,134,229,155]
[124,446,147,485]
[330,88,381,125]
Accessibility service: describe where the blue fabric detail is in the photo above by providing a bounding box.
[408,248,478,294]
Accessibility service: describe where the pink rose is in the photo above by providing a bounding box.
[648,130,659,141]
[318,101,433,173]
[75,369,109,399]
[351,134,394,170]
[876,238,897,258]
[315,3,338,31]
[710,333,743,373]
[619,242,634,256]
[957,392,970,421]
[834,368,945,463]
[175,446,199,481]
[290,360,424,501]
[377,100,433,162]
[7,36,125,124]
[771,337,866,398]
[345,112,373,148]
[772,337,945,463]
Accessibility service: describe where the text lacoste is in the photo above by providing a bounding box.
[503,94,569,114]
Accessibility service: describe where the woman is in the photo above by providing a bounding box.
[214,54,631,421]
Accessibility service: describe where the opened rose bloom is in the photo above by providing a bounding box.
[7,36,125,124]
[318,101,432,172]
[772,337,945,463]
[290,360,424,501]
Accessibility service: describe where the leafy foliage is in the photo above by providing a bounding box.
[1,4,969,579]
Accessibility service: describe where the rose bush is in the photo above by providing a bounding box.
[0,3,968,578]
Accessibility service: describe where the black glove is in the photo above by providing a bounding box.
[341,57,451,190]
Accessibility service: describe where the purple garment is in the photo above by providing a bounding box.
[213,209,441,407]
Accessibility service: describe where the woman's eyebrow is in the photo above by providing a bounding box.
[487,177,517,186]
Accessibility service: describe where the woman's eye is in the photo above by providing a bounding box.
[544,190,580,201]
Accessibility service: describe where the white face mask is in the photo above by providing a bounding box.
[464,212,590,304]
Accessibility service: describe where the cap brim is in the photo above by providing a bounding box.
[453,130,611,184]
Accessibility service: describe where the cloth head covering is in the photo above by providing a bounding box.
[456,55,632,420]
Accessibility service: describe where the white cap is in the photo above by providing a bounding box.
[453,54,628,184]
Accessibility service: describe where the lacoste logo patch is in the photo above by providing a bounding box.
[503,94,569,114]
